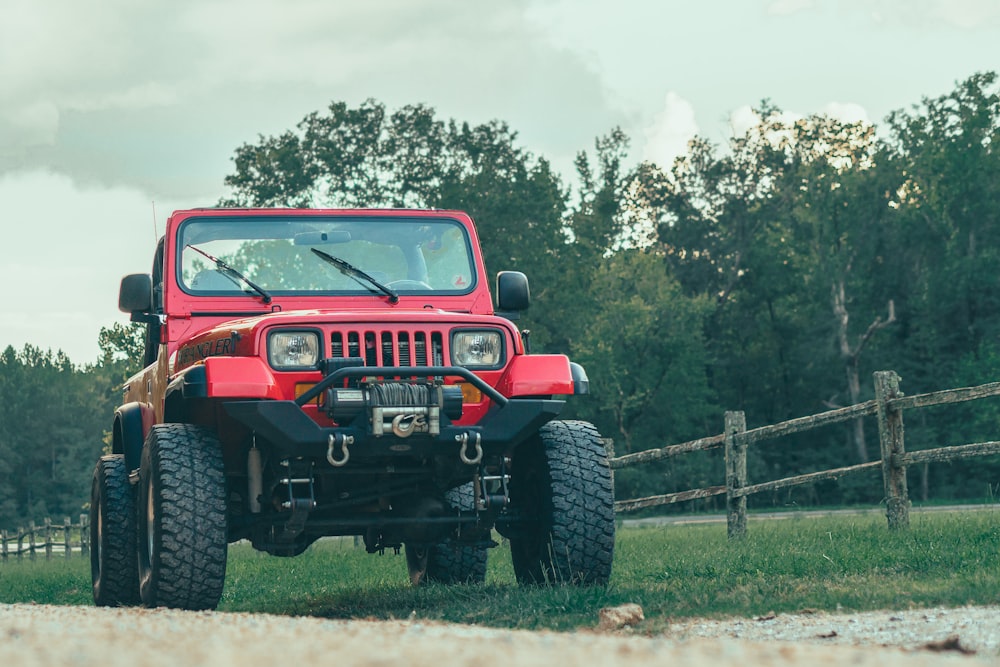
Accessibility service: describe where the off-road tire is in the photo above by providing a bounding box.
[90,455,140,606]
[508,420,615,585]
[424,484,489,584]
[404,484,489,585]
[137,424,228,610]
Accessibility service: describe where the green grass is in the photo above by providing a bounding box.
[1,510,997,633]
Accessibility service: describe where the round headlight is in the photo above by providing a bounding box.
[269,331,320,369]
[451,330,502,367]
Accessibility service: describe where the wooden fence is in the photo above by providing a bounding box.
[611,370,1000,538]
[1,515,89,561]
[5,371,997,555]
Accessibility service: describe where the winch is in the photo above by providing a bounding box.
[325,380,464,437]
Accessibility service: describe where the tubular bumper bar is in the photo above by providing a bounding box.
[293,366,509,407]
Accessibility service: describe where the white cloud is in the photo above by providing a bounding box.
[0,101,59,153]
[729,101,870,138]
[927,0,1000,29]
[795,0,1000,29]
[641,92,699,170]
[759,0,1000,29]
[766,0,816,17]
[0,0,616,198]
[0,169,184,364]
[821,102,871,125]
[66,82,182,114]
[729,105,764,137]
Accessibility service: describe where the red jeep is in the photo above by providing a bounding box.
[90,208,614,610]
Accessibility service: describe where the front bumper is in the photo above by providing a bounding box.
[224,395,563,463]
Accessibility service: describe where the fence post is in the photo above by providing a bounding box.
[44,518,53,559]
[80,513,89,557]
[725,410,748,540]
[16,527,23,561]
[2,529,7,561]
[874,370,910,530]
[64,517,72,558]
[28,521,36,561]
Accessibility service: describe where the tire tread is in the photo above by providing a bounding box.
[91,455,140,606]
[140,424,228,610]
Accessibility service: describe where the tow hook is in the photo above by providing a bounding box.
[391,413,427,438]
[327,433,354,467]
[456,432,483,465]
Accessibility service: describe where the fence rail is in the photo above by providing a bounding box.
[5,373,996,555]
[612,370,1000,537]
[1,515,89,561]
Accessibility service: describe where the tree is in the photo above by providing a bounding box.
[647,103,815,432]
[221,99,569,348]
[98,322,146,375]
[884,72,1000,390]
[878,72,1000,498]
[573,250,714,449]
[0,345,108,527]
[773,114,902,461]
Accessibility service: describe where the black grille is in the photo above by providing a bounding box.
[329,329,446,367]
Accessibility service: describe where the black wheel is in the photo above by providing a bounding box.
[405,484,489,585]
[508,420,615,585]
[137,424,228,610]
[91,455,140,606]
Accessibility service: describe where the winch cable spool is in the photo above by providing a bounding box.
[326,380,464,428]
[369,382,432,407]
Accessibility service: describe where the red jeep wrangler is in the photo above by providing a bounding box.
[90,208,614,610]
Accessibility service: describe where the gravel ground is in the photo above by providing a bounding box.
[666,606,1000,656]
[1,603,998,667]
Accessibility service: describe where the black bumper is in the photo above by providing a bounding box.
[223,397,564,462]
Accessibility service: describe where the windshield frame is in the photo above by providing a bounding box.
[174,214,479,299]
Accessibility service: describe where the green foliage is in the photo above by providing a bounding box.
[221,98,569,348]
[9,72,1000,521]
[3,512,997,629]
[214,73,1000,507]
[0,557,90,605]
[97,322,146,378]
[0,346,112,528]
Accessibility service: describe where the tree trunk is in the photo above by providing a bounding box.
[832,279,895,463]
[845,357,868,462]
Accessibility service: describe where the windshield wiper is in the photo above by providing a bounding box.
[186,245,272,305]
[310,248,399,304]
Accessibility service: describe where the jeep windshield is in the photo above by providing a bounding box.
[177,215,477,297]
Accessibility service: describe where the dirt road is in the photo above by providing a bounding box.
[1,603,995,667]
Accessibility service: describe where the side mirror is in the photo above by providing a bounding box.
[497,271,530,312]
[119,273,153,314]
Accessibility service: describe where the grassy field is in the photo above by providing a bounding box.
[1,510,996,632]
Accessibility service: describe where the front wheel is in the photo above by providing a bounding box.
[508,420,615,585]
[91,455,140,606]
[137,424,228,610]
[405,484,489,585]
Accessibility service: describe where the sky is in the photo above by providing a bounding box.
[1,0,998,364]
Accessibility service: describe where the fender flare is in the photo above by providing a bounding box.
[163,358,283,422]
[498,354,577,397]
[113,402,149,472]
[569,362,590,395]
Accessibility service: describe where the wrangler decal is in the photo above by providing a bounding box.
[177,336,233,366]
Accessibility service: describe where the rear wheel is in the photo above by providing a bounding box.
[405,483,489,585]
[137,424,228,610]
[509,420,615,585]
[91,455,140,606]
